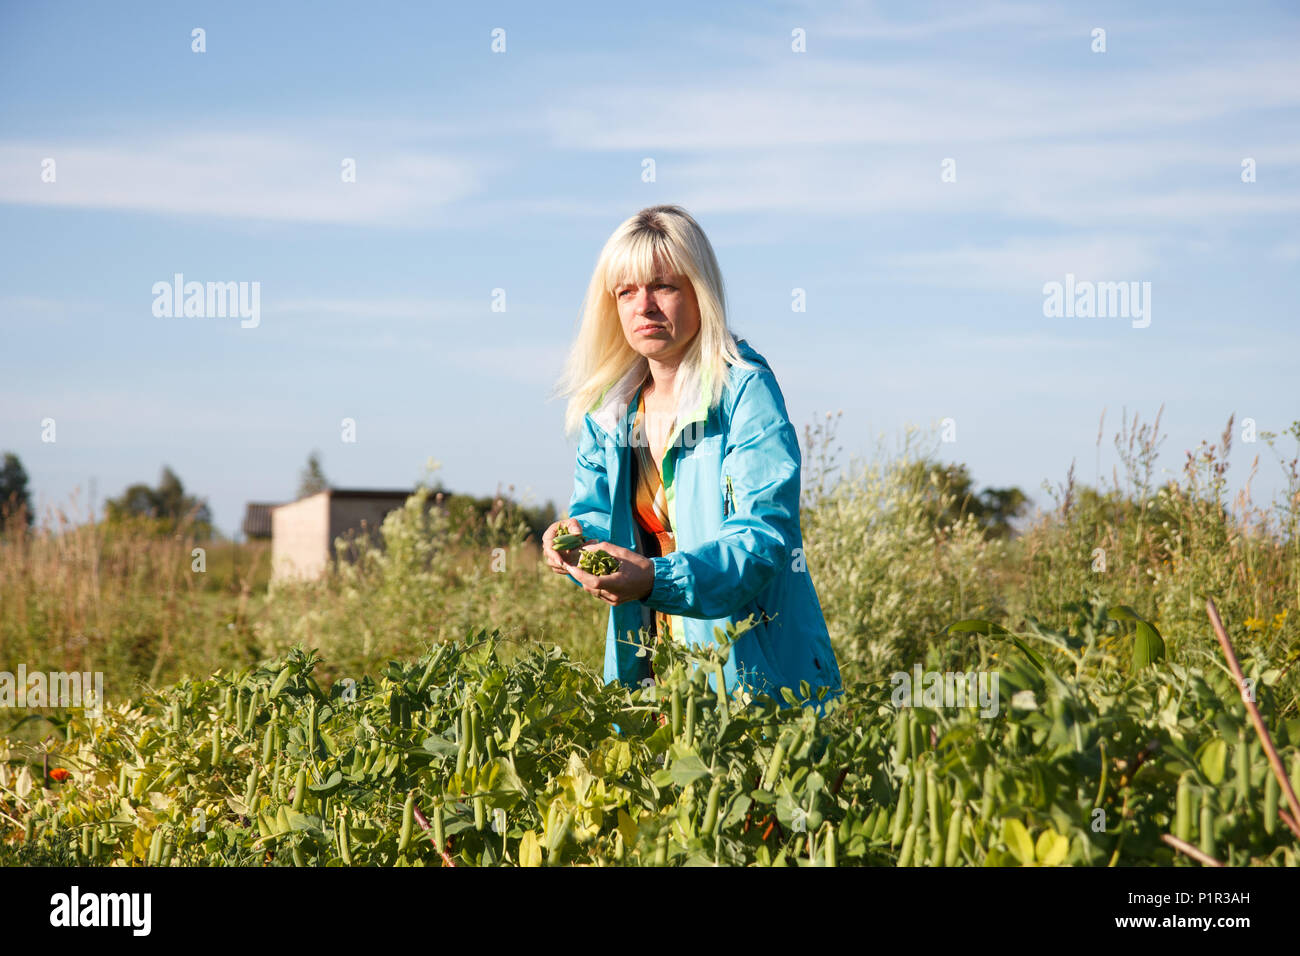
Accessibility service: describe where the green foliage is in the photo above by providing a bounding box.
[3,595,1297,867]
[103,465,213,540]
[0,452,33,529]
[297,451,328,499]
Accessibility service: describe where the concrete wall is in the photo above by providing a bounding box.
[271,492,416,582]
[329,496,410,566]
[270,492,331,582]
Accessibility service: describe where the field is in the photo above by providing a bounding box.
[2,411,1299,866]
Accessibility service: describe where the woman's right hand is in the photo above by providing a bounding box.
[542,518,583,575]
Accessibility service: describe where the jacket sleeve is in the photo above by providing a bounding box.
[642,368,800,619]
[566,414,613,587]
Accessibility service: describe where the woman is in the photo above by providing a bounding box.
[544,205,842,713]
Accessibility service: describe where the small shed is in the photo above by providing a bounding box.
[270,488,424,582]
[242,502,280,540]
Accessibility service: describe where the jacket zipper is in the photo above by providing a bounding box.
[723,474,734,516]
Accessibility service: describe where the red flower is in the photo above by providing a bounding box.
[48,768,70,782]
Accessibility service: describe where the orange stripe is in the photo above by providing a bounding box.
[632,390,676,652]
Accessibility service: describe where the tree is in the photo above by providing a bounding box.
[298,451,328,498]
[0,452,33,529]
[104,465,213,538]
[900,459,1030,540]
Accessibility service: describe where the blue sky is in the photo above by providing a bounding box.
[2,1,1298,539]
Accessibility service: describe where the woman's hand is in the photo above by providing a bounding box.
[542,519,584,575]
[566,541,655,607]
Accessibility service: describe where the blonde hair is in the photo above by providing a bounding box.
[552,204,759,438]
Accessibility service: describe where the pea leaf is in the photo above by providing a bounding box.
[309,770,344,795]
[669,754,710,788]
[1198,737,1227,784]
[519,829,543,867]
[1002,818,1035,865]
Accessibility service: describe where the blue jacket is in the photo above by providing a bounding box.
[566,337,843,712]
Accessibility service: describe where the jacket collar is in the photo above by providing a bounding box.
[588,338,760,440]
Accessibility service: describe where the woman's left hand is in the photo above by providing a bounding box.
[564,542,655,606]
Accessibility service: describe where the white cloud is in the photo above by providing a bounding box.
[0,132,494,225]
[882,235,1163,290]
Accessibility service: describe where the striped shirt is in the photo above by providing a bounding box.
[630,381,676,656]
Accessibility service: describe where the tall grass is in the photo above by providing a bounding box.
[0,490,270,704]
[2,412,1297,729]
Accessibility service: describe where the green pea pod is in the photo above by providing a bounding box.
[1264,768,1279,836]
[1175,773,1192,843]
[243,767,259,813]
[890,777,910,846]
[824,823,837,867]
[548,809,574,856]
[262,723,275,765]
[433,801,445,853]
[910,713,925,757]
[1235,730,1250,807]
[308,698,319,753]
[24,815,34,844]
[416,655,439,696]
[552,532,584,551]
[117,764,128,795]
[684,685,696,746]
[700,777,723,837]
[81,826,91,860]
[244,693,258,736]
[292,844,306,867]
[910,761,927,831]
[712,663,729,733]
[761,734,789,791]
[895,707,910,764]
[210,723,223,767]
[871,804,891,842]
[456,703,470,778]
[291,767,308,812]
[671,684,682,738]
[474,796,485,831]
[897,823,918,867]
[172,701,183,736]
[652,826,668,866]
[944,806,962,867]
[469,704,481,763]
[398,791,415,852]
[338,814,353,865]
[926,765,941,852]
[389,690,401,728]
[235,692,245,735]
[1199,798,1215,858]
[91,832,100,861]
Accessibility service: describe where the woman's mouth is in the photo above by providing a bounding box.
[636,325,667,334]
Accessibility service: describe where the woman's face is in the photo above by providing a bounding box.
[614,269,701,364]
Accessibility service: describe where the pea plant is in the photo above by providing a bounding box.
[1,597,1297,866]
